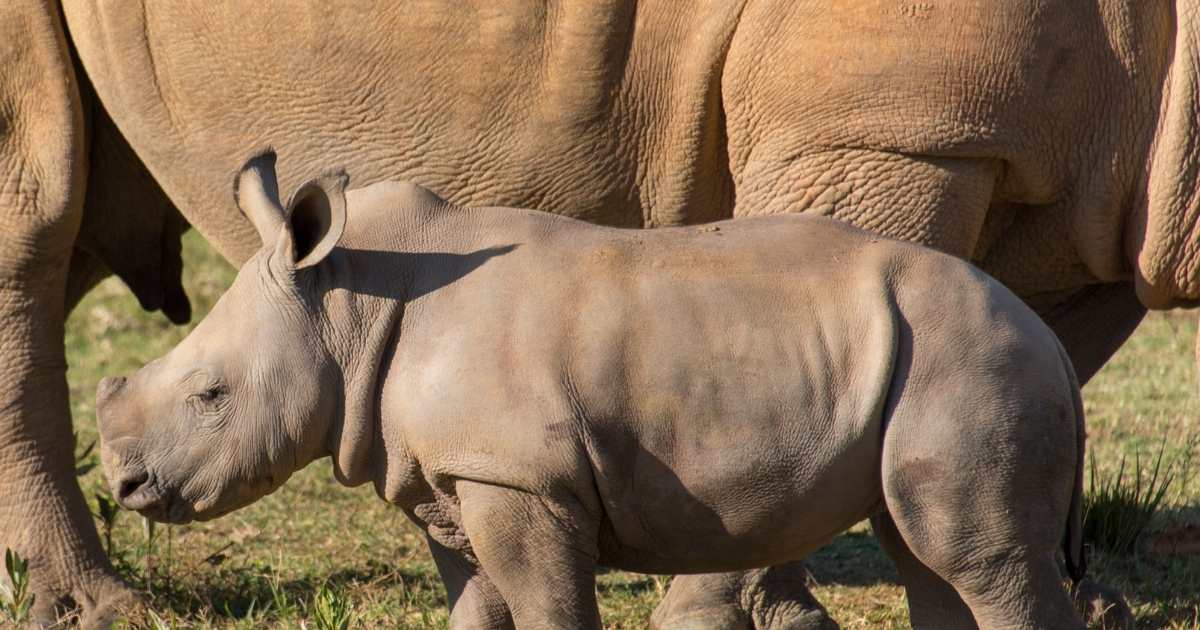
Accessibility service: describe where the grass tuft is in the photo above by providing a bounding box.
[1,547,36,625]
[306,582,357,630]
[1083,440,1181,556]
[95,493,121,556]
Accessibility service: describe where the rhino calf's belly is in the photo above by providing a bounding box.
[591,447,886,574]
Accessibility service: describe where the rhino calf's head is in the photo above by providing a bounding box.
[96,151,350,523]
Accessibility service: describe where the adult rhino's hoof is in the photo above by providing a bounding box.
[28,570,139,630]
[1073,578,1134,630]
[651,563,838,630]
[650,605,837,630]
[651,606,753,630]
[79,575,143,630]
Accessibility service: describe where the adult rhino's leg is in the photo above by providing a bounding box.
[1035,282,1146,384]
[65,248,113,311]
[651,564,838,630]
[70,79,191,325]
[0,2,132,626]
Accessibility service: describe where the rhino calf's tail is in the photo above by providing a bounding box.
[1059,338,1086,585]
[1058,341,1135,629]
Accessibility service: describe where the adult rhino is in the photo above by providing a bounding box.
[0,0,1193,627]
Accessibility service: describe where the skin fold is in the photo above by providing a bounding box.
[98,155,1106,629]
[2,1,1198,625]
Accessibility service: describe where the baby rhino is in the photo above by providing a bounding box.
[98,152,1095,629]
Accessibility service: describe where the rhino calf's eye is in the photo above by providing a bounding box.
[188,383,228,415]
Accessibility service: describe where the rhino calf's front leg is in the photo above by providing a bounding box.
[427,535,515,629]
[456,480,603,630]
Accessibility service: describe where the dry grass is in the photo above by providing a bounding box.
[61,232,1200,628]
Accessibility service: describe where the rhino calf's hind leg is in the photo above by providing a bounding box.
[883,457,1083,630]
[870,513,975,629]
[879,377,1085,628]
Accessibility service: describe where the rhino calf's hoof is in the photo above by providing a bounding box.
[1073,578,1134,630]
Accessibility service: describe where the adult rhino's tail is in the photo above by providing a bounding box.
[1057,341,1087,584]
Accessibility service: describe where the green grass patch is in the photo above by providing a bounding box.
[1,548,36,626]
[63,232,1200,627]
[1084,440,1186,556]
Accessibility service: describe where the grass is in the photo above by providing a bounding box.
[1,548,36,626]
[61,231,1200,628]
[1084,440,1186,557]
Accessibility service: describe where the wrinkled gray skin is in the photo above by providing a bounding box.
[5,1,1200,626]
[98,155,1103,630]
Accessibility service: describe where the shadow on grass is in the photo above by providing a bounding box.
[806,530,899,588]
[1085,501,1200,626]
[140,558,445,622]
[1088,546,1200,627]
[596,573,663,597]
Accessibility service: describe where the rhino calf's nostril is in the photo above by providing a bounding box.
[116,470,150,502]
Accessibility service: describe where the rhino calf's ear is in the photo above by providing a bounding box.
[284,172,349,269]
[235,149,287,245]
